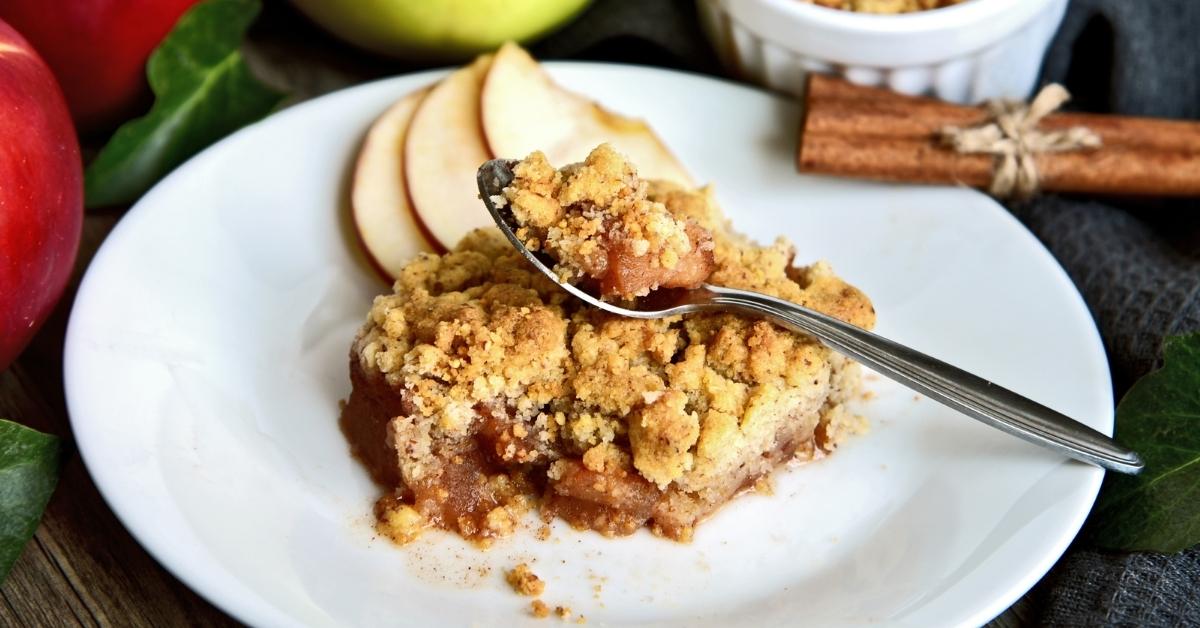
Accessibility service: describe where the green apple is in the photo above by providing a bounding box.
[290,0,591,61]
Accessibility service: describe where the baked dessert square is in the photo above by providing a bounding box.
[341,145,875,545]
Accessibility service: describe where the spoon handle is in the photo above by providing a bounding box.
[705,284,1143,474]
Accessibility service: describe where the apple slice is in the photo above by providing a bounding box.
[352,86,437,281]
[482,42,693,187]
[404,54,495,252]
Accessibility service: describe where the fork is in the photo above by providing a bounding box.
[476,160,1143,474]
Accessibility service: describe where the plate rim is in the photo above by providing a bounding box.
[62,62,1111,628]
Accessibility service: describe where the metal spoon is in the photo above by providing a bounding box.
[476,160,1143,475]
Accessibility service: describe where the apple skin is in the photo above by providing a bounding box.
[404,56,495,252]
[290,0,591,61]
[351,86,437,282]
[0,0,199,131]
[0,19,84,370]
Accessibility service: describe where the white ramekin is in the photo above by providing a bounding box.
[697,0,1068,104]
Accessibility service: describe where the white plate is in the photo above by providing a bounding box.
[64,64,1111,628]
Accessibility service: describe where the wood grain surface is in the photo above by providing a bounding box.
[0,4,1031,626]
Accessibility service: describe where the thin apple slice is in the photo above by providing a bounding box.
[482,43,693,186]
[352,86,436,281]
[404,54,494,252]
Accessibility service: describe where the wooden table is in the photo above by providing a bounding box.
[0,4,1032,625]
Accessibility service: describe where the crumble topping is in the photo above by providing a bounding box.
[803,0,964,13]
[376,501,424,544]
[531,600,550,618]
[345,149,874,545]
[503,144,715,298]
[506,563,545,597]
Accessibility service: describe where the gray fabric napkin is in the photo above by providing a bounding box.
[539,0,1200,625]
[1011,1,1200,625]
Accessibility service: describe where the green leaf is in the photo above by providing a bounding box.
[84,0,284,208]
[1093,332,1200,553]
[0,419,61,582]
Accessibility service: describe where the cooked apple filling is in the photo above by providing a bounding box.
[341,153,875,546]
[502,144,715,299]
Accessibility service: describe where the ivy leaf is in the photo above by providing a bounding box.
[84,0,284,208]
[1093,332,1200,553]
[0,419,61,582]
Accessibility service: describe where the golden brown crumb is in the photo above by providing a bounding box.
[581,442,630,474]
[485,506,517,536]
[506,563,546,597]
[375,502,424,544]
[530,600,550,618]
[555,606,572,620]
[535,524,553,541]
[576,616,587,625]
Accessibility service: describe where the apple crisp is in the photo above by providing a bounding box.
[341,150,874,546]
[803,0,965,13]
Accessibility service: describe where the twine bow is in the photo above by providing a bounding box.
[938,84,1102,199]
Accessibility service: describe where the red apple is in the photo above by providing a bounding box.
[0,0,199,131]
[0,19,84,370]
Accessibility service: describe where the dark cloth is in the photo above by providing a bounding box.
[1014,1,1200,625]
[540,1,1200,625]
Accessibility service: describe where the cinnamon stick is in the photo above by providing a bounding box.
[797,74,1200,197]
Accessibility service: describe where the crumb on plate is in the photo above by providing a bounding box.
[507,563,546,597]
